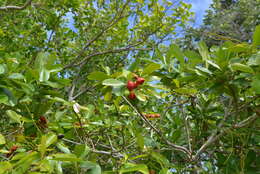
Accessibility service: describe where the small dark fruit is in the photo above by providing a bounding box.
[58,134,64,139]
[128,91,136,100]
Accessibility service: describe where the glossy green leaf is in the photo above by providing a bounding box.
[6,110,22,124]
[0,162,12,174]
[136,133,144,150]
[80,161,102,174]
[253,25,260,47]
[207,60,221,70]
[167,44,185,64]
[198,41,210,67]
[13,152,40,172]
[136,91,147,101]
[230,63,254,74]
[8,73,24,79]
[102,79,125,87]
[252,76,260,94]
[46,133,57,147]
[39,68,50,82]
[74,144,90,159]
[142,63,161,75]
[128,58,140,71]
[150,151,170,167]
[0,134,5,144]
[0,93,8,105]
[0,88,17,106]
[88,71,109,81]
[56,142,71,154]
[39,133,57,158]
[0,64,6,74]
[119,163,149,174]
[195,66,213,75]
[174,88,197,95]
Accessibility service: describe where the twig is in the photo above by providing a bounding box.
[64,46,151,69]
[122,96,191,157]
[193,111,260,161]
[70,0,130,67]
[179,99,192,153]
[0,0,33,11]
[82,0,130,51]
[63,138,124,158]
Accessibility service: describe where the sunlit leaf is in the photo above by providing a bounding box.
[6,110,22,124]
[0,134,6,145]
[119,163,149,174]
[253,25,260,47]
[80,161,102,174]
[88,71,109,81]
[230,63,254,74]
[142,63,161,75]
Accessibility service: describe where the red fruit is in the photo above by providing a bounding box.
[128,91,136,100]
[127,80,137,91]
[136,77,145,85]
[10,145,18,152]
[154,114,160,118]
[6,145,19,158]
[149,170,156,174]
[150,114,156,118]
[39,116,47,124]
[143,114,149,118]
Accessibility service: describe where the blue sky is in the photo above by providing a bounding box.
[185,0,213,26]
[62,0,213,33]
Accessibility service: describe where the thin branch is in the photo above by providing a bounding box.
[65,21,164,70]
[71,0,130,66]
[179,99,192,153]
[0,0,33,11]
[64,46,151,69]
[82,0,130,51]
[63,138,124,158]
[122,96,191,157]
[71,84,96,100]
[193,111,260,161]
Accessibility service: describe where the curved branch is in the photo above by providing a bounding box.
[193,111,260,161]
[0,0,33,11]
[64,46,151,69]
[122,96,191,158]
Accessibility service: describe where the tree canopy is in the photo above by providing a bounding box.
[0,0,259,174]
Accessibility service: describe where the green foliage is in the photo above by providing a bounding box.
[0,0,259,174]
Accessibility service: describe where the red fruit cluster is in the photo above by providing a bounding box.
[143,113,160,118]
[126,75,145,100]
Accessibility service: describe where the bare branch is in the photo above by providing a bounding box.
[122,96,191,157]
[63,138,124,158]
[64,46,151,69]
[0,0,32,11]
[178,98,192,153]
[74,0,131,63]
[193,111,260,161]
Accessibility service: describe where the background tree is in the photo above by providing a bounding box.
[179,0,260,48]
